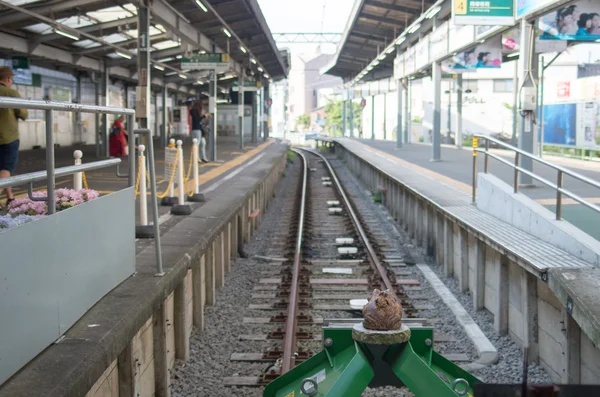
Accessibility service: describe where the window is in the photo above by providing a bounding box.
[493,79,514,93]
[462,80,478,93]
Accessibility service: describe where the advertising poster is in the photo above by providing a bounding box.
[453,0,514,26]
[404,46,415,76]
[449,24,475,52]
[430,21,449,60]
[542,103,577,146]
[517,0,556,19]
[414,36,430,70]
[394,53,404,80]
[577,102,600,149]
[0,58,32,86]
[538,0,600,41]
[448,36,503,70]
[502,28,521,52]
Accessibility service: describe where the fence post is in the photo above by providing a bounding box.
[189,138,205,202]
[171,140,192,215]
[73,150,83,190]
[135,144,154,238]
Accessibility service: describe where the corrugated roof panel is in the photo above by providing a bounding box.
[152,40,180,50]
[72,39,102,49]
[87,4,137,23]
[4,0,43,5]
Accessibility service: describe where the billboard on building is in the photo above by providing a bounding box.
[538,0,600,41]
[577,102,600,149]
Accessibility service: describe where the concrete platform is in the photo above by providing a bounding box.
[0,139,288,397]
[357,139,600,241]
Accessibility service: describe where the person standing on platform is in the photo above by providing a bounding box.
[190,100,209,163]
[109,115,128,157]
[0,66,28,208]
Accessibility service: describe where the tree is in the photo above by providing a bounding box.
[323,100,363,137]
[296,114,310,130]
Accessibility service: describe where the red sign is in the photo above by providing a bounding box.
[557,82,570,98]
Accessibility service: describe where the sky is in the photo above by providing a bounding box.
[257,0,354,57]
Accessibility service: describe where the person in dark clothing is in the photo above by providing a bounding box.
[190,100,209,163]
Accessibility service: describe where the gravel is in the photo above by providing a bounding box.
[171,150,551,397]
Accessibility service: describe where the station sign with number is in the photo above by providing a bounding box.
[181,53,230,72]
[452,0,514,26]
[232,80,262,92]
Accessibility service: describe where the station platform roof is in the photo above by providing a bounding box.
[0,0,286,90]
[324,0,436,81]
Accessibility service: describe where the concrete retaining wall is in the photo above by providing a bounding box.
[0,145,287,397]
[334,143,600,385]
[476,173,600,267]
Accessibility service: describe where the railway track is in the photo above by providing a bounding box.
[224,148,457,390]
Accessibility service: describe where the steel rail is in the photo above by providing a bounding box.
[300,148,395,293]
[281,148,308,374]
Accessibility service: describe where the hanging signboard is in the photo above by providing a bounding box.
[538,0,600,41]
[430,21,449,61]
[453,0,515,26]
[404,46,416,76]
[414,36,430,70]
[449,24,475,52]
[516,0,556,19]
[394,53,404,80]
[232,80,262,92]
[181,53,230,71]
[446,36,503,71]
[1,57,32,86]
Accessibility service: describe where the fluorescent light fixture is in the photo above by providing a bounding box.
[507,52,519,58]
[396,36,406,45]
[257,66,264,72]
[424,5,441,19]
[239,45,247,53]
[367,65,373,71]
[479,39,485,43]
[379,54,387,60]
[223,28,232,38]
[264,73,269,78]
[176,55,183,59]
[200,50,207,54]
[386,47,395,54]
[54,27,79,41]
[158,57,174,62]
[197,80,204,84]
[115,51,132,59]
[154,65,165,71]
[179,73,187,79]
[195,0,208,12]
[373,60,380,66]
[166,71,177,76]
[407,23,421,34]
[250,58,257,64]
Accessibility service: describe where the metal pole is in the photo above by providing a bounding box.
[264,81,270,141]
[432,62,442,161]
[46,109,56,215]
[144,130,164,275]
[539,56,545,158]
[238,74,244,150]
[342,97,347,137]
[102,60,109,158]
[456,74,463,148]
[472,148,477,203]
[518,19,536,186]
[514,152,520,193]
[127,115,135,187]
[251,90,257,143]
[383,93,387,140]
[405,80,410,144]
[396,79,403,149]
[512,60,519,146]
[95,80,100,158]
[484,139,489,173]
[447,79,452,143]
[210,71,217,161]
[371,96,375,140]
[556,170,563,220]
[161,84,167,147]
[349,95,354,138]
[75,73,82,143]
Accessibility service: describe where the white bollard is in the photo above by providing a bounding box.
[168,138,176,199]
[73,150,83,190]
[192,138,199,194]
[138,145,148,226]
[176,139,185,205]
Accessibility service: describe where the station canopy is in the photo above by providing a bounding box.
[325,0,436,81]
[0,0,287,85]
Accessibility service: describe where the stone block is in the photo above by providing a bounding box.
[85,360,118,397]
[581,332,600,383]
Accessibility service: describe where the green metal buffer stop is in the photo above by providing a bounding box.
[264,319,481,397]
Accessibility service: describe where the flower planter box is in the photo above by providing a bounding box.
[0,188,135,385]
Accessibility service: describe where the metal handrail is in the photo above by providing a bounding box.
[0,159,121,190]
[0,97,134,115]
[0,97,136,214]
[472,134,600,220]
